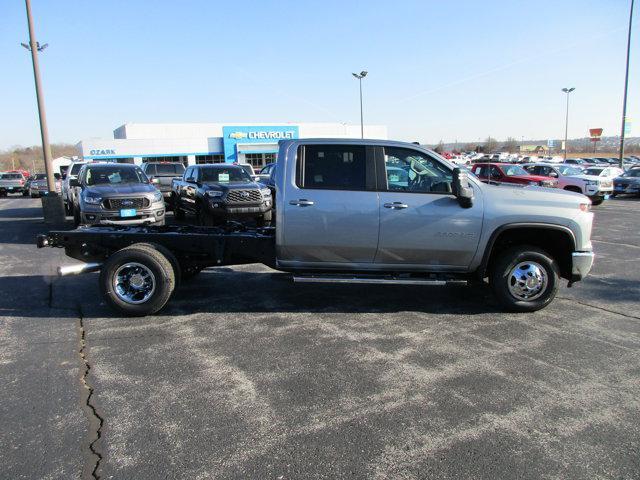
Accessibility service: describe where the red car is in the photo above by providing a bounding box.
[471,163,558,187]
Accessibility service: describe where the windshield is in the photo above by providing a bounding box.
[1,173,22,179]
[238,164,254,177]
[85,167,147,185]
[503,165,528,176]
[69,163,86,176]
[155,163,185,175]
[558,165,583,176]
[624,169,640,177]
[200,167,251,183]
[584,168,604,176]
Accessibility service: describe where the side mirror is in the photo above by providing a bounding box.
[69,178,81,187]
[452,168,474,208]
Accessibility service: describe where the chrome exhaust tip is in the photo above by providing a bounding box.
[57,262,103,277]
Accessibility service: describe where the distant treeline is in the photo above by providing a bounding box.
[0,144,77,172]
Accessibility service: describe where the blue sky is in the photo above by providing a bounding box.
[1,0,637,149]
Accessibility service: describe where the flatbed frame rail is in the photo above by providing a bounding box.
[37,224,276,269]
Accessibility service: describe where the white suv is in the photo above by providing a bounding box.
[61,162,88,215]
[523,163,613,205]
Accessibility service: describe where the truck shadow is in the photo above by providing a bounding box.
[166,270,502,316]
[2,269,636,320]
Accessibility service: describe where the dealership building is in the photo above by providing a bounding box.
[77,122,388,169]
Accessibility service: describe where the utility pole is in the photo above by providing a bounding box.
[619,0,635,169]
[352,71,368,138]
[23,0,65,223]
[561,87,575,161]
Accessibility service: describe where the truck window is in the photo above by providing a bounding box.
[383,147,452,194]
[144,164,157,176]
[297,145,366,190]
[156,163,185,175]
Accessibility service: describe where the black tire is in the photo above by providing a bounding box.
[73,205,81,227]
[174,201,185,220]
[99,244,176,316]
[591,197,604,206]
[30,194,38,198]
[197,205,215,226]
[22,190,29,197]
[0,191,7,197]
[490,245,559,313]
[132,242,182,286]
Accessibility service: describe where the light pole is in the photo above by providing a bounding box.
[619,0,634,169]
[352,71,367,138]
[561,87,575,161]
[22,0,65,223]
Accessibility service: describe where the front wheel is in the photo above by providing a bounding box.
[590,196,604,206]
[99,244,176,316]
[490,246,559,312]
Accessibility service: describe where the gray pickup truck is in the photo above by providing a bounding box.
[69,163,166,226]
[0,172,29,196]
[39,139,595,317]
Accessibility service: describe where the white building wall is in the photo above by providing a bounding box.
[79,122,388,164]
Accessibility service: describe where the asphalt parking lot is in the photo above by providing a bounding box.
[1,196,639,479]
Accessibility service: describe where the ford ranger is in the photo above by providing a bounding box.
[38,139,595,317]
[69,163,166,226]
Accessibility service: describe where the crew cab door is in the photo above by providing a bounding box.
[279,144,379,266]
[375,146,483,269]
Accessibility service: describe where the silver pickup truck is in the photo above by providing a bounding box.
[0,172,28,196]
[39,139,595,317]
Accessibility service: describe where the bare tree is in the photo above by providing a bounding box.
[484,136,498,153]
[433,140,445,153]
[502,137,518,153]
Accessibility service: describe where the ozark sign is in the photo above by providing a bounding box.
[89,149,116,155]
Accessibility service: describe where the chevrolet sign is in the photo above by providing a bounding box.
[248,131,295,140]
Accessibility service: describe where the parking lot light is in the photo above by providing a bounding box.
[562,87,575,161]
[619,0,635,169]
[352,71,368,139]
[22,0,65,223]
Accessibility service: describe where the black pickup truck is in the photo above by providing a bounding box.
[171,164,273,226]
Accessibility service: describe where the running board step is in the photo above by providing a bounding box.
[292,274,467,286]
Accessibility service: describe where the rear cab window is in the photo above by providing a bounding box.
[296,144,371,190]
[155,163,185,175]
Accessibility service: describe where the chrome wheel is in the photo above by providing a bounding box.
[113,262,156,304]
[507,261,548,301]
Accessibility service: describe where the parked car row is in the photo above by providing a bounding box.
[60,160,274,228]
[467,158,640,204]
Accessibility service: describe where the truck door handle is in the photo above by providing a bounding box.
[384,202,408,209]
[289,199,315,207]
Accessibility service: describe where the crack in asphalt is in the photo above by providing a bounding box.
[557,296,640,321]
[77,304,104,479]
